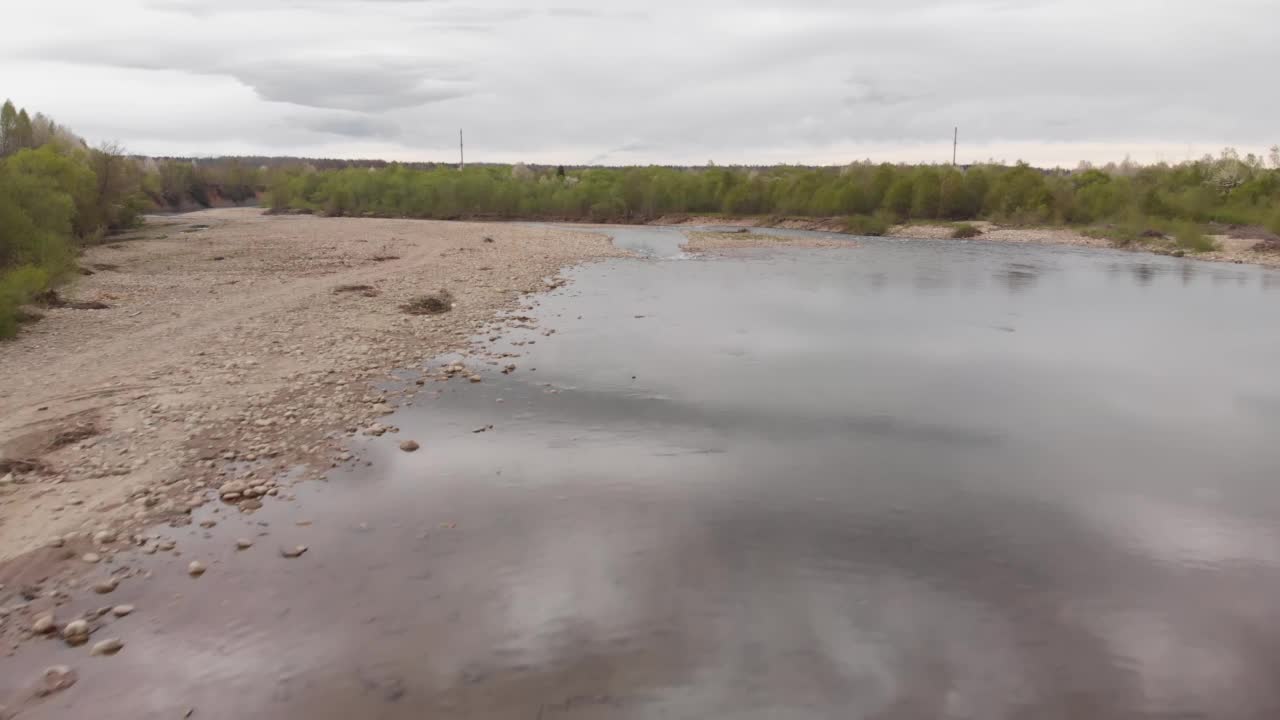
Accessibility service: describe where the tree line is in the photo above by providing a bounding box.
[4,91,1279,337]
[0,99,278,336]
[267,152,1280,239]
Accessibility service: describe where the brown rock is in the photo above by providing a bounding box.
[399,440,420,452]
[90,638,124,656]
[92,577,119,594]
[33,665,77,697]
[32,613,56,634]
[62,619,90,646]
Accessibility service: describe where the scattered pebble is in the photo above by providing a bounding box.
[33,665,77,697]
[82,553,101,564]
[111,605,134,617]
[62,619,90,646]
[399,440,420,452]
[92,578,119,594]
[235,538,253,550]
[90,638,124,656]
[280,545,308,559]
[187,561,206,577]
[32,613,56,634]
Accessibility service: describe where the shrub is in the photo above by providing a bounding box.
[1268,209,1280,237]
[0,265,52,339]
[951,223,982,239]
[1173,222,1217,253]
[844,214,889,236]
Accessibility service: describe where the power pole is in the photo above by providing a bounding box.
[459,129,464,170]
[952,127,958,166]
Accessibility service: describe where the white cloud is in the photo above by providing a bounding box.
[1,0,1276,164]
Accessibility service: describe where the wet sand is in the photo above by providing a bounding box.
[4,226,1280,718]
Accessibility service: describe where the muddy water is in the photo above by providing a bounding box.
[6,231,1280,719]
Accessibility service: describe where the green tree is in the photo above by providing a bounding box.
[0,100,17,156]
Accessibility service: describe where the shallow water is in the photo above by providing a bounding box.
[7,230,1280,719]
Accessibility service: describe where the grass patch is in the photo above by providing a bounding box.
[844,214,890,236]
[400,289,454,315]
[950,223,983,239]
[1173,222,1217,253]
[0,266,54,339]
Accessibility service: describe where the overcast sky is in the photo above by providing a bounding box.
[2,0,1276,166]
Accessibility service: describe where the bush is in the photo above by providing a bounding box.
[0,265,52,338]
[1268,209,1280,237]
[1173,222,1216,253]
[950,223,982,239]
[844,213,889,236]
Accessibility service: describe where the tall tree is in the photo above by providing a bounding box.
[14,110,35,151]
[0,100,17,156]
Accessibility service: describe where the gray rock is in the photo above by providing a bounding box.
[110,605,134,617]
[235,538,253,550]
[81,552,101,564]
[187,561,206,577]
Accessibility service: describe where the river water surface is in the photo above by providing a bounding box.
[6,228,1280,719]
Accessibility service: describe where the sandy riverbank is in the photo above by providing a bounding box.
[0,209,626,577]
[682,230,853,252]
[655,215,1280,268]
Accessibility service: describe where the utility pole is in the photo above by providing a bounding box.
[952,127,958,166]
[459,129,464,170]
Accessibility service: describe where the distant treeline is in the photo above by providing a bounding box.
[268,153,1280,238]
[4,91,1280,337]
[0,100,293,336]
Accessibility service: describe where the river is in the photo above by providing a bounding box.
[6,227,1280,719]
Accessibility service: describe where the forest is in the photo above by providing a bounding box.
[4,93,1280,337]
[267,151,1280,241]
[0,100,263,337]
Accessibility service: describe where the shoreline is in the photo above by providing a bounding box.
[0,209,629,605]
[262,210,1280,269]
[650,215,1280,269]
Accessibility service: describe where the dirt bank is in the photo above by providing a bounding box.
[654,215,1280,268]
[681,230,853,252]
[0,209,626,577]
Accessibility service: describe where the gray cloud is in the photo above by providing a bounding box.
[287,112,402,139]
[5,0,1277,164]
[234,60,471,112]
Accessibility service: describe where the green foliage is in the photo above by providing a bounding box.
[0,265,52,338]
[0,98,154,337]
[844,213,890,236]
[266,151,1280,235]
[951,223,982,239]
[1173,222,1216,253]
[1268,209,1280,237]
